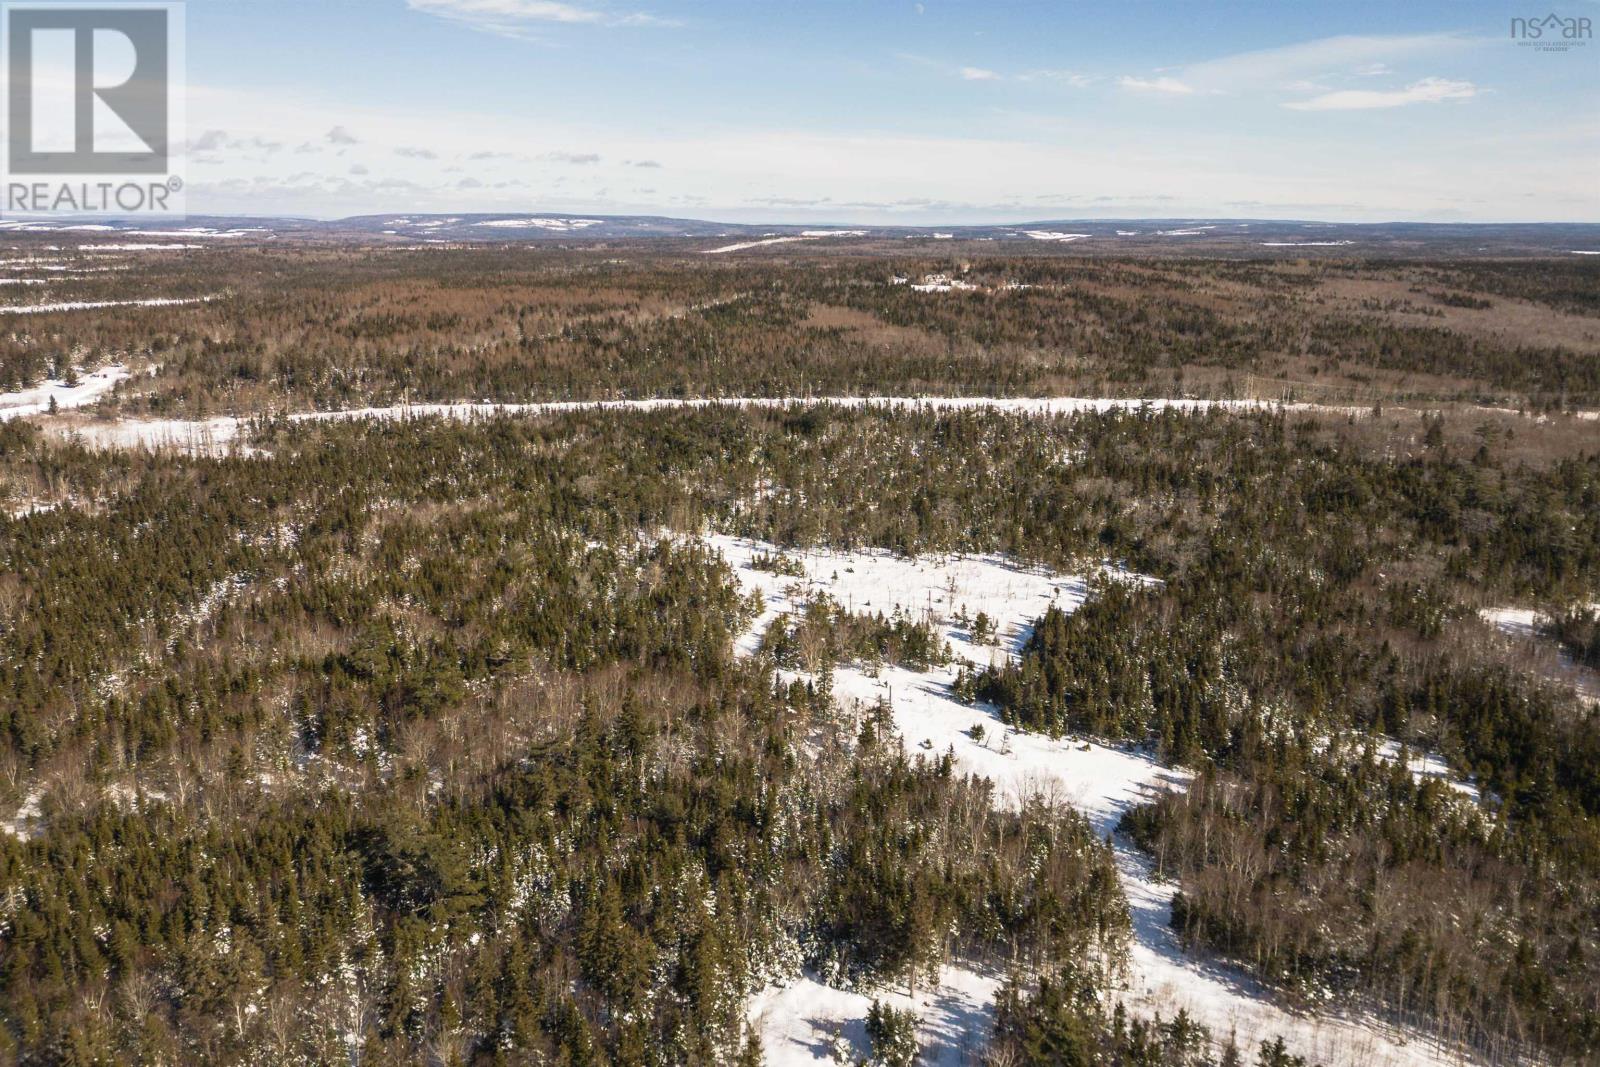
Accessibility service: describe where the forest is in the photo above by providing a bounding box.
[0,243,1596,1066]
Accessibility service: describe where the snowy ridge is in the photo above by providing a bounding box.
[708,535,1478,1067]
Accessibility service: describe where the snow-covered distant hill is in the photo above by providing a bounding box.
[2,213,1598,254]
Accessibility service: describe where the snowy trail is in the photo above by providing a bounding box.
[33,385,1598,455]
[709,535,1478,1067]
[0,295,216,314]
[38,393,1380,454]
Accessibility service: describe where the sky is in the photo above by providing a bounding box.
[162,0,1600,221]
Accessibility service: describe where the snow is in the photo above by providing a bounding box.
[702,236,814,253]
[55,414,250,454]
[0,295,214,314]
[35,392,1580,456]
[77,243,207,251]
[1480,606,1541,641]
[711,535,1481,1067]
[470,218,604,231]
[1,788,43,840]
[1570,250,1600,255]
[1480,605,1600,703]
[1261,241,1355,247]
[911,275,978,293]
[750,964,999,1067]
[0,364,131,420]
[1375,740,1480,801]
[1021,231,1091,242]
[799,229,868,237]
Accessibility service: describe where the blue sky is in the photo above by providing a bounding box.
[176,0,1598,221]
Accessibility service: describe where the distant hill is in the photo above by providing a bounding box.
[2,213,1597,255]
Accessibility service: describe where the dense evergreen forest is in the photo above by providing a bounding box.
[0,246,1596,1065]
[2,247,1597,413]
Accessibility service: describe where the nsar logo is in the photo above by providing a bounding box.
[1510,12,1591,51]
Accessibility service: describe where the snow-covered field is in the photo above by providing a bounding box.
[708,535,1479,1067]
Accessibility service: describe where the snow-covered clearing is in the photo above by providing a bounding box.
[0,364,131,420]
[0,295,215,314]
[702,236,815,253]
[709,535,1476,1067]
[1481,605,1600,703]
[1375,740,1480,802]
[471,218,604,231]
[749,964,999,1067]
[911,278,978,293]
[52,414,248,453]
[1261,241,1355,247]
[1021,231,1091,242]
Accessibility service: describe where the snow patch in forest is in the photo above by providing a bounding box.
[750,964,999,1067]
[1,789,43,840]
[0,364,131,420]
[1375,740,1480,802]
[1480,605,1600,703]
[53,414,248,453]
[713,535,1481,1067]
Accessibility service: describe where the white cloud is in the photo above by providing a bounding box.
[326,125,360,145]
[176,65,1595,223]
[1178,33,1474,92]
[959,66,1000,81]
[1023,69,1096,87]
[407,0,671,35]
[1284,77,1478,111]
[1118,75,1194,95]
